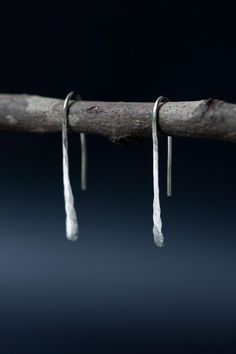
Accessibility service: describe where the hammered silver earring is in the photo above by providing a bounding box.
[152,96,172,247]
[62,91,87,241]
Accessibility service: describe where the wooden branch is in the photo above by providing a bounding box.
[0,94,236,143]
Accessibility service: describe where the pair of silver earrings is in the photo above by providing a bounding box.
[62,93,172,246]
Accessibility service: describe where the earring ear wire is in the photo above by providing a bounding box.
[73,93,87,191]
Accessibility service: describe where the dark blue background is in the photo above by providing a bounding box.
[1,1,236,353]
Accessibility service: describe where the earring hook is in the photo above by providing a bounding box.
[64,92,87,191]
[153,96,172,197]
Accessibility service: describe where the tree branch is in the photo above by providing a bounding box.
[0,94,235,143]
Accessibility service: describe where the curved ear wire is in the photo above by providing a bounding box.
[152,96,170,247]
[167,134,172,197]
[74,93,87,191]
[80,132,87,191]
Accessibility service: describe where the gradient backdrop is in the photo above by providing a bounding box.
[1,1,236,353]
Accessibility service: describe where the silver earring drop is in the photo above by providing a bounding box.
[152,96,172,247]
[62,91,87,241]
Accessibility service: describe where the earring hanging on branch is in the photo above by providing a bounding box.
[152,96,172,247]
[62,91,87,241]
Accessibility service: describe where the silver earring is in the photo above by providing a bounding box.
[152,96,172,247]
[62,91,87,241]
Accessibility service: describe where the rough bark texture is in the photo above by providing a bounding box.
[0,94,236,143]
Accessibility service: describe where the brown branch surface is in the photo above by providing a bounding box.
[0,94,236,143]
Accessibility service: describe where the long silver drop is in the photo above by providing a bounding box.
[152,96,169,247]
[62,92,79,241]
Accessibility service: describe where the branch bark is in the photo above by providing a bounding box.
[0,94,236,143]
